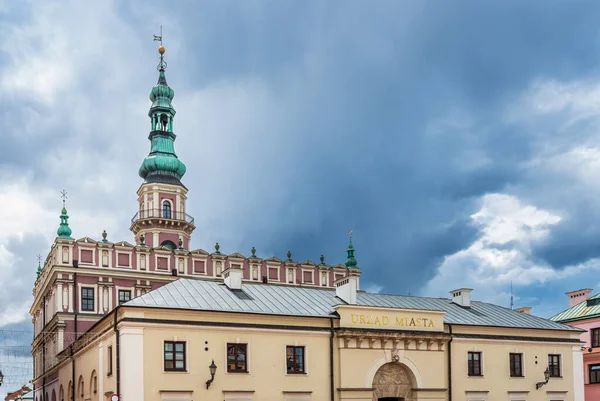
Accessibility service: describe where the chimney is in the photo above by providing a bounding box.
[224,265,243,290]
[335,275,358,305]
[450,288,472,308]
[566,289,592,308]
[515,307,532,315]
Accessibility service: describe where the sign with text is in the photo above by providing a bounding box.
[336,305,445,332]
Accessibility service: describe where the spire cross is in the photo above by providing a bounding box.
[60,190,68,207]
[36,254,42,265]
[349,229,353,240]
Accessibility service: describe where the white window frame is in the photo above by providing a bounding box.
[225,340,250,375]
[508,350,526,378]
[191,258,208,276]
[267,265,280,282]
[155,254,171,272]
[79,284,98,314]
[547,352,564,378]
[116,287,134,305]
[467,349,484,377]
[284,343,309,376]
[162,338,189,374]
[78,247,96,266]
[116,251,132,268]
[301,269,315,285]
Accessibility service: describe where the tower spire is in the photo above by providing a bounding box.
[138,30,186,185]
[57,190,73,239]
[345,229,358,268]
[36,254,42,280]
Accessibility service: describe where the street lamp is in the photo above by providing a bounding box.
[0,369,4,387]
[206,360,217,390]
[536,367,551,390]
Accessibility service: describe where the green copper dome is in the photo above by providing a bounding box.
[345,239,358,268]
[139,62,186,185]
[57,206,73,239]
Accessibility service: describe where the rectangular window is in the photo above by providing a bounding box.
[592,328,600,348]
[590,364,600,384]
[548,354,561,377]
[509,353,523,377]
[117,253,130,267]
[164,341,186,371]
[227,343,248,373]
[467,351,482,376]
[193,260,205,273]
[118,290,132,305]
[286,346,305,374]
[81,249,93,263]
[81,287,94,312]
[107,346,113,376]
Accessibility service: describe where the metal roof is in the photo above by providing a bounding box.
[127,279,579,331]
[550,293,600,323]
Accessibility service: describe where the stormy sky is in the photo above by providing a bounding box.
[3,0,600,389]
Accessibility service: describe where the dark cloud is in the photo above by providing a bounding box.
[5,0,600,329]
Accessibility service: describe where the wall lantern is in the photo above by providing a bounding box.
[535,367,550,390]
[206,360,217,389]
[0,369,3,387]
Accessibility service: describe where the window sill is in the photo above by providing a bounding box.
[286,372,307,375]
[467,375,484,378]
[509,375,525,378]
[162,370,189,374]
[226,370,249,374]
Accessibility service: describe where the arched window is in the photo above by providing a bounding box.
[78,375,84,401]
[162,200,172,219]
[51,389,57,401]
[161,240,177,251]
[90,370,97,395]
[59,385,64,401]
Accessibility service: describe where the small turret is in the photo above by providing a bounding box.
[57,191,73,239]
[344,231,358,269]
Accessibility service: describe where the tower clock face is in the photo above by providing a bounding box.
[111,395,119,401]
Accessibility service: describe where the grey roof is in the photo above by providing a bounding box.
[126,278,580,332]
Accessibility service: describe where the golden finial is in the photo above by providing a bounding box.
[154,26,165,54]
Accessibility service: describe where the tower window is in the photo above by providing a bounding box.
[81,288,95,312]
[162,201,172,219]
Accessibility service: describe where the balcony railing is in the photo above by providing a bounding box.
[131,209,195,225]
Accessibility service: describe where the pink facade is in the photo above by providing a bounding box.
[565,317,600,400]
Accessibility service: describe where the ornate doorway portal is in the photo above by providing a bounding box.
[372,363,415,401]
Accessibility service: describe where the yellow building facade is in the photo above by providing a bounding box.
[44,273,583,401]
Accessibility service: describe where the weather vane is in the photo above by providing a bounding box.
[37,254,42,265]
[154,25,167,70]
[60,190,68,207]
[153,25,163,46]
